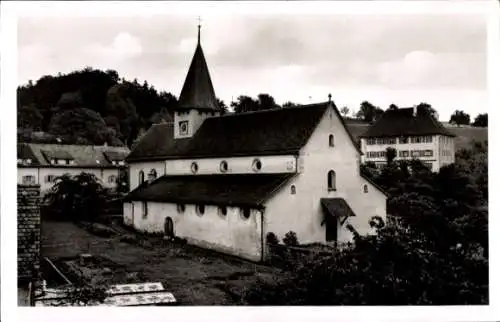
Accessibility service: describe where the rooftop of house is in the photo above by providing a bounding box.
[359,107,455,138]
[125,173,296,208]
[126,101,361,162]
[17,143,130,168]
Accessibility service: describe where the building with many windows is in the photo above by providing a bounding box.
[17,143,129,193]
[123,27,388,262]
[359,107,455,172]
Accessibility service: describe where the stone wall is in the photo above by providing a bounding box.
[18,184,41,282]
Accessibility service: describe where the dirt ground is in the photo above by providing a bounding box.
[41,221,283,305]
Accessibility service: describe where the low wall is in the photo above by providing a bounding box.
[18,184,41,283]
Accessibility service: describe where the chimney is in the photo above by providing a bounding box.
[413,106,417,117]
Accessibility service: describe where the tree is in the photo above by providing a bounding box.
[282,101,299,109]
[356,101,383,123]
[386,147,397,164]
[449,110,471,127]
[416,102,439,120]
[231,95,259,113]
[472,113,487,127]
[257,93,279,110]
[18,104,43,130]
[340,106,350,117]
[388,103,398,110]
[43,173,111,222]
[216,97,229,115]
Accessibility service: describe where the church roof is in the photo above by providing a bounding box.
[127,102,351,162]
[177,31,219,111]
[124,173,295,208]
[359,107,455,138]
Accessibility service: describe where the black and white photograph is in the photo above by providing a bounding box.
[1,0,499,320]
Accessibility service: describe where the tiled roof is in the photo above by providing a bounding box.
[103,151,128,162]
[177,41,219,111]
[41,149,74,162]
[18,143,130,168]
[127,102,360,161]
[124,173,295,208]
[359,107,455,138]
[320,198,356,218]
[17,143,40,165]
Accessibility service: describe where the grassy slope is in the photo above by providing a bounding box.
[346,122,488,151]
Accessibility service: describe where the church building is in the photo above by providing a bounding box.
[123,27,388,261]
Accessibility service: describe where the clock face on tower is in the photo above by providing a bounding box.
[179,121,189,135]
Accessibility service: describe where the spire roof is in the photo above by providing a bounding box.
[177,25,219,111]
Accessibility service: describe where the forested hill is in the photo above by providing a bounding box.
[17,67,181,147]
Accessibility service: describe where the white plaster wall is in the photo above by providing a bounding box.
[123,201,262,261]
[264,106,387,245]
[166,155,297,175]
[174,110,220,139]
[361,135,440,172]
[129,161,166,190]
[18,168,39,184]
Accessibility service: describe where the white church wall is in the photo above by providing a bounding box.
[123,201,263,261]
[166,155,297,175]
[129,161,166,190]
[264,105,387,245]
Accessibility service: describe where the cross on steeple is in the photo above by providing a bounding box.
[197,16,202,44]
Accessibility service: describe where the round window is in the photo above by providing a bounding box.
[220,161,228,173]
[177,204,185,213]
[191,162,199,174]
[363,184,368,193]
[241,208,251,220]
[197,204,205,215]
[252,159,262,172]
[219,206,227,216]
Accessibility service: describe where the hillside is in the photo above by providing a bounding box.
[346,121,487,151]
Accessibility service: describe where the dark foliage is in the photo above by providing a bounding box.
[43,172,112,222]
[283,231,299,246]
[266,232,279,245]
[245,145,488,305]
[472,113,488,127]
[17,68,179,147]
[449,110,471,127]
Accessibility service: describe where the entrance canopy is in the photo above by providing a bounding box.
[320,198,356,225]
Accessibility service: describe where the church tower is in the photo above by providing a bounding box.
[174,23,221,139]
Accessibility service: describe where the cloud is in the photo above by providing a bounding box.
[85,32,143,61]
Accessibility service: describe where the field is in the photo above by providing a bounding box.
[41,221,283,305]
[346,122,488,151]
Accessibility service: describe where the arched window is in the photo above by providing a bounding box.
[220,160,228,173]
[164,217,174,238]
[196,204,205,216]
[329,134,334,147]
[328,170,336,191]
[219,206,227,217]
[177,204,185,213]
[241,208,251,220]
[138,170,145,185]
[148,169,157,180]
[290,185,296,195]
[363,184,368,193]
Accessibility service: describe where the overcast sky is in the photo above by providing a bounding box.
[18,10,487,121]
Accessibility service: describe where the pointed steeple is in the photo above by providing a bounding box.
[178,23,218,111]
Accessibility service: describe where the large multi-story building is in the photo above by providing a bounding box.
[359,107,455,172]
[17,143,130,193]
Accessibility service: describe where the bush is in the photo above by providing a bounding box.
[119,234,139,245]
[266,232,279,245]
[283,231,299,246]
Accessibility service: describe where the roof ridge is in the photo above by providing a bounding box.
[216,101,329,119]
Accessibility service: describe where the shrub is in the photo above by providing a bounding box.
[283,231,299,246]
[88,223,116,238]
[266,232,279,245]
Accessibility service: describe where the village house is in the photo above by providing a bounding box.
[17,143,130,193]
[123,27,388,261]
[359,107,456,172]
